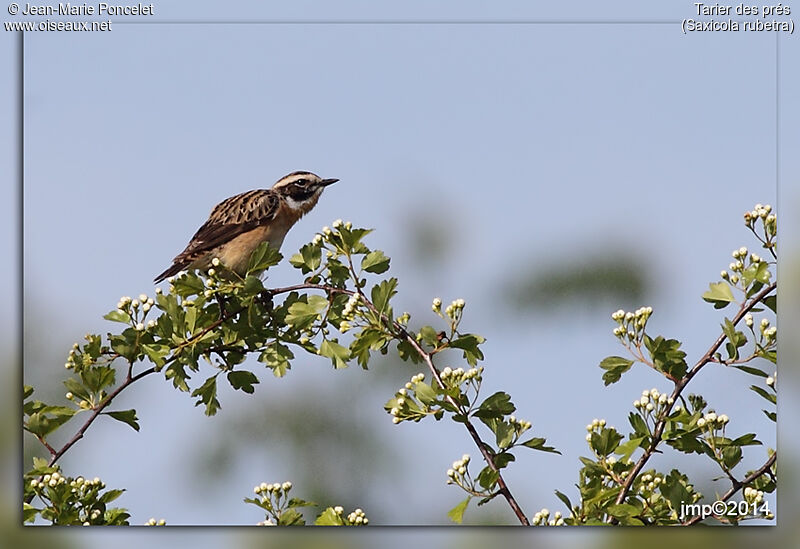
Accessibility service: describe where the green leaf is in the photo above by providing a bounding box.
[474,391,515,419]
[227,370,259,394]
[418,325,439,347]
[729,433,762,446]
[247,242,282,274]
[476,466,499,489]
[371,278,398,315]
[702,281,735,309]
[607,503,641,518]
[82,365,116,393]
[628,413,650,438]
[339,227,373,251]
[447,497,472,524]
[23,504,40,523]
[598,356,634,385]
[319,339,350,369]
[63,378,91,402]
[105,409,140,432]
[734,365,768,377]
[24,406,78,437]
[99,488,126,504]
[449,334,486,366]
[285,297,327,329]
[24,385,34,400]
[615,436,646,461]
[103,309,132,324]
[258,342,294,377]
[591,428,624,457]
[741,261,771,286]
[315,507,345,526]
[750,385,776,405]
[722,445,743,469]
[763,294,777,313]
[289,242,322,274]
[142,343,170,369]
[276,508,305,526]
[520,437,560,454]
[242,275,264,298]
[554,490,573,514]
[414,381,438,406]
[350,327,391,369]
[643,336,687,380]
[191,375,221,416]
[361,250,391,274]
[494,421,515,449]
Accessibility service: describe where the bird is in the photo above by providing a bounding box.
[154,171,338,283]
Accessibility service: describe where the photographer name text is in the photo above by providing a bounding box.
[18,2,153,15]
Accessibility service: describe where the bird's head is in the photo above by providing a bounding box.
[273,171,338,213]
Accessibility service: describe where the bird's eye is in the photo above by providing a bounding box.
[294,179,308,186]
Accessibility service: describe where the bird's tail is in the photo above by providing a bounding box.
[154,262,186,283]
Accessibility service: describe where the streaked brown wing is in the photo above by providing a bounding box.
[173,189,280,262]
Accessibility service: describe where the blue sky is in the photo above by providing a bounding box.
[3,0,797,543]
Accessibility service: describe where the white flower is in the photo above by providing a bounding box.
[282,481,292,491]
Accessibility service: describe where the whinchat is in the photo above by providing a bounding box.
[154,171,338,283]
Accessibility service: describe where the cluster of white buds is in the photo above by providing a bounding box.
[440,366,481,386]
[507,415,532,430]
[139,294,154,313]
[637,473,664,495]
[446,454,471,484]
[253,481,293,496]
[759,318,777,341]
[65,345,80,370]
[744,204,777,239]
[696,411,729,429]
[633,387,674,415]
[66,476,106,496]
[445,298,466,320]
[611,307,653,342]
[342,293,361,319]
[346,508,368,525]
[744,313,754,327]
[144,518,167,526]
[532,508,564,526]
[116,296,133,310]
[766,372,776,388]
[431,297,442,313]
[404,373,425,389]
[388,379,428,424]
[743,486,765,504]
[744,204,772,223]
[35,471,68,491]
[585,418,607,442]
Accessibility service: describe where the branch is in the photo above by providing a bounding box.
[269,282,532,525]
[681,452,776,525]
[609,281,776,520]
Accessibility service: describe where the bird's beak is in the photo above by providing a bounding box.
[320,178,339,187]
